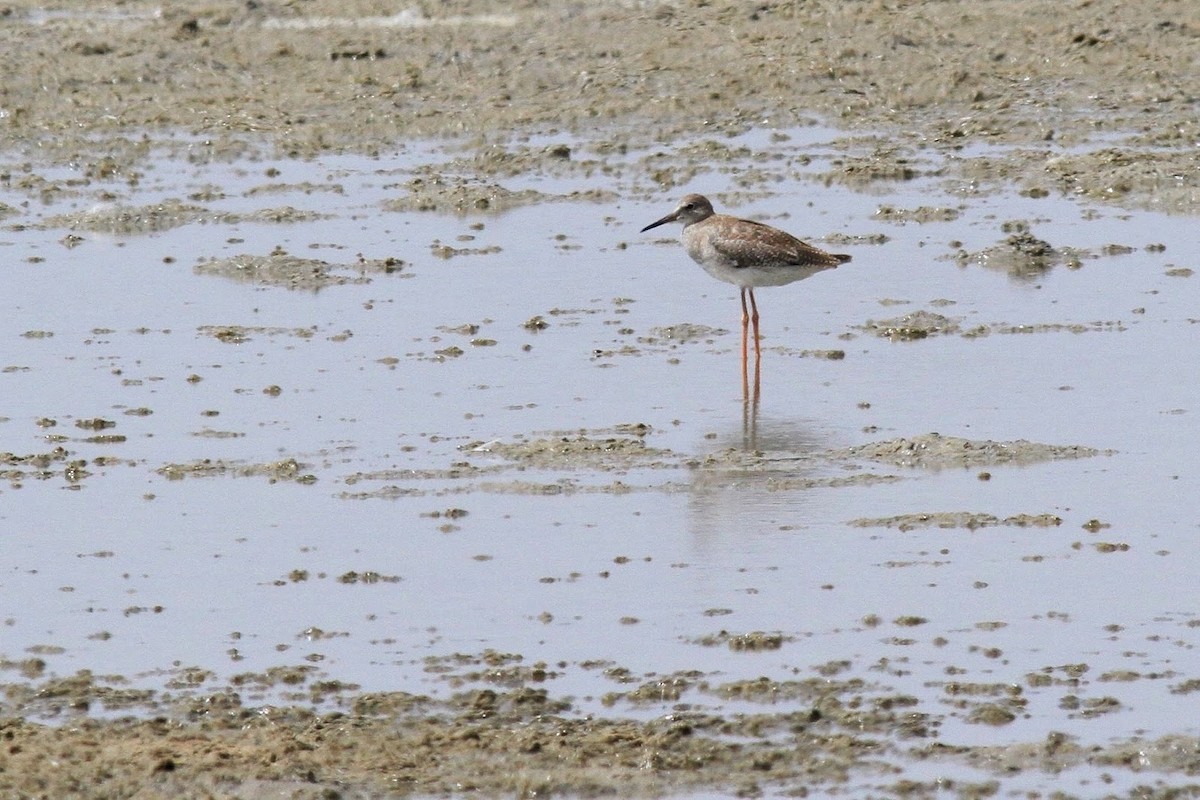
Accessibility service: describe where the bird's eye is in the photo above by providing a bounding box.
[682,202,694,210]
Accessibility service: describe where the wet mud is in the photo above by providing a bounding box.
[1,0,1197,212]
[3,0,1200,797]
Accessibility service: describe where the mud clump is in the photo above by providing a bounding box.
[385,177,553,214]
[874,205,962,224]
[851,512,1063,531]
[471,435,672,469]
[1,446,79,487]
[195,254,404,290]
[953,224,1083,279]
[838,433,1105,470]
[648,323,726,344]
[158,457,316,483]
[860,311,961,341]
[45,199,207,234]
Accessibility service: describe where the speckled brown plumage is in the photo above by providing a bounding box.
[641,193,850,369]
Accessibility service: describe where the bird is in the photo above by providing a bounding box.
[640,193,851,373]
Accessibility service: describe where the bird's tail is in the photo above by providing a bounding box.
[832,253,852,264]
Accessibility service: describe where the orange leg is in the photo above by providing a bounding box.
[739,288,750,396]
[748,288,762,364]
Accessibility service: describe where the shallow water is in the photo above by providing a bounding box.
[2,128,1199,793]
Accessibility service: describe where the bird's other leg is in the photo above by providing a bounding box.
[748,288,762,364]
[740,287,750,397]
[740,287,752,362]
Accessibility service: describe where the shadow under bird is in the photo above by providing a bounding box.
[640,193,851,369]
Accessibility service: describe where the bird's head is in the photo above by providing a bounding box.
[640,194,715,232]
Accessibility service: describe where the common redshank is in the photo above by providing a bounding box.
[640,193,851,371]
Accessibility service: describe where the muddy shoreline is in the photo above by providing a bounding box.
[3,0,1200,797]
[2,0,1198,212]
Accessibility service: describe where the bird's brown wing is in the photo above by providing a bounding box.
[710,219,844,269]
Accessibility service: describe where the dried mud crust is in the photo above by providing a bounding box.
[0,1,1198,212]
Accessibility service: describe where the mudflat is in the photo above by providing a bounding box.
[3,0,1197,211]
[2,1,1198,798]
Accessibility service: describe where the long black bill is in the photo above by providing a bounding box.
[639,211,678,233]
